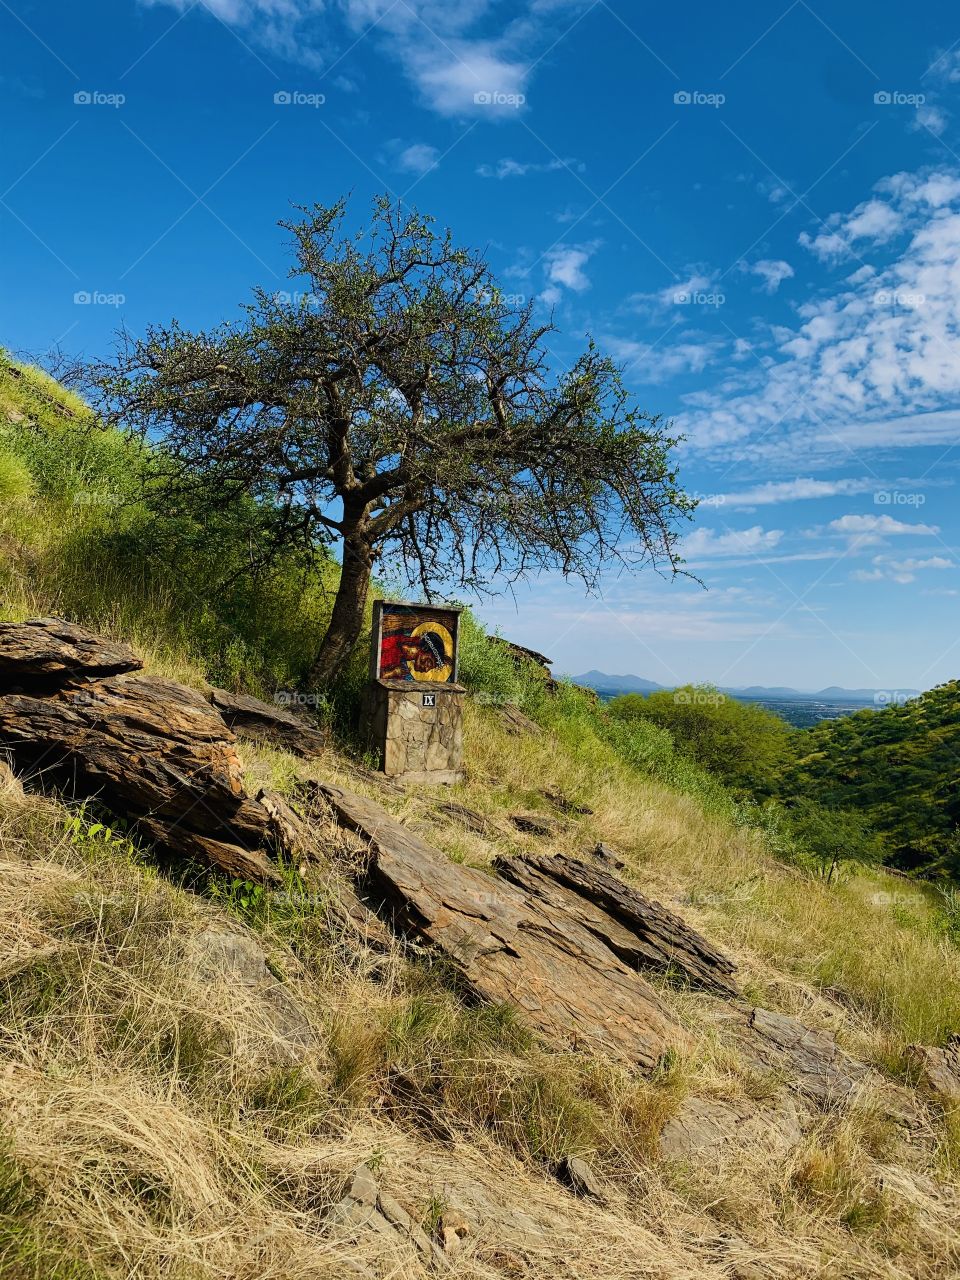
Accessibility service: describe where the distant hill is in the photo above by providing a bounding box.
[780,680,960,877]
[571,670,667,695]
[572,672,920,704]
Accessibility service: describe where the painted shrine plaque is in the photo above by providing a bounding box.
[372,601,460,684]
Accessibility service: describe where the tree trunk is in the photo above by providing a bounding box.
[309,519,374,687]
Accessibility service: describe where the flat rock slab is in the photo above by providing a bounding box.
[315,781,689,1069]
[0,617,141,688]
[208,688,327,758]
[495,853,740,997]
[719,1005,873,1107]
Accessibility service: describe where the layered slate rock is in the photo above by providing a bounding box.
[0,619,279,881]
[208,688,327,758]
[495,852,740,997]
[906,1036,960,1102]
[314,781,705,1068]
[0,617,141,688]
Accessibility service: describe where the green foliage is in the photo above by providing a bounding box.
[0,450,32,505]
[779,683,960,878]
[782,797,884,883]
[608,685,793,795]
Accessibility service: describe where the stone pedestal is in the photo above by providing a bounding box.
[360,679,465,784]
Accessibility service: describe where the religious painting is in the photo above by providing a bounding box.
[373,601,460,683]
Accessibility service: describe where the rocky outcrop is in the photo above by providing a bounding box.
[311,781,743,1068]
[494,852,740,997]
[0,619,280,880]
[906,1036,960,1102]
[208,687,327,758]
[0,617,141,687]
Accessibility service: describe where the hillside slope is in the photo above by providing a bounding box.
[2,356,960,1278]
[781,682,960,876]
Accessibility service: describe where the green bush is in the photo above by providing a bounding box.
[608,685,792,795]
[783,797,884,883]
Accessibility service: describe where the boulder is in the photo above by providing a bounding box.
[509,812,562,837]
[208,687,327,758]
[557,1155,605,1200]
[0,619,280,881]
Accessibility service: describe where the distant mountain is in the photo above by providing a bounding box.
[571,672,920,704]
[571,670,667,695]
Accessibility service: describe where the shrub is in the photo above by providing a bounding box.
[608,685,792,795]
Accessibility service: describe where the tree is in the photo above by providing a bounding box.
[91,197,694,686]
[783,797,884,884]
[608,685,792,794]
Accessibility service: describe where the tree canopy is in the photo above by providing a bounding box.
[608,685,793,795]
[91,196,694,685]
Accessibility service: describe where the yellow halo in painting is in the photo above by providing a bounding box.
[411,621,454,681]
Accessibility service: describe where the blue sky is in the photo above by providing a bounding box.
[4,0,960,690]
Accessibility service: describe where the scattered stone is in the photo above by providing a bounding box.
[435,1207,471,1255]
[208,687,327,758]
[323,1165,448,1268]
[542,788,594,816]
[186,928,317,1064]
[495,852,740,997]
[497,704,542,736]
[736,1006,871,1106]
[590,842,626,871]
[509,812,562,837]
[906,1036,960,1102]
[314,781,690,1069]
[660,1092,803,1160]
[436,801,490,833]
[557,1155,605,1201]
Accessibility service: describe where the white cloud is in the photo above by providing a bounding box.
[680,168,960,461]
[682,525,783,559]
[141,0,595,116]
[913,104,949,137]
[541,243,597,303]
[604,334,722,381]
[716,477,878,506]
[800,198,902,262]
[852,553,954,584]
[828,513,939,548]
[395,142,440,173]
[476,157,579,179]
[744,258,794,293]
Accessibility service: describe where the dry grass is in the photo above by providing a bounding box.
[3,674,960,1276]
